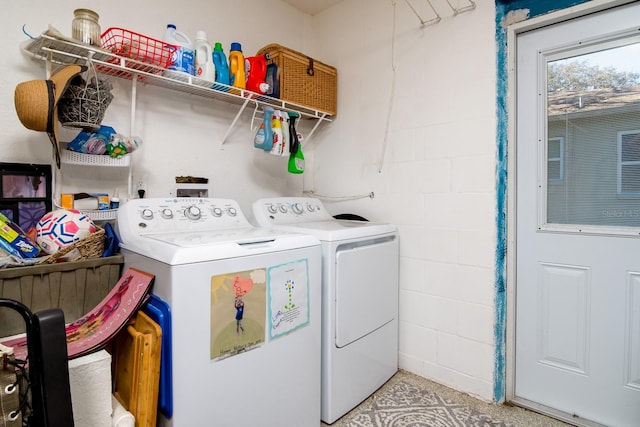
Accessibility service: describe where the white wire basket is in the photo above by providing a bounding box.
[61,150,130,167]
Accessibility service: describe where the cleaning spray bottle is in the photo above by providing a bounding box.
[280,110,290,155]
[287,112,304,173]
[270,109,284,156]
[254,106,274,150]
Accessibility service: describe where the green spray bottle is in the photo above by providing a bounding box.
[287,112,304,174]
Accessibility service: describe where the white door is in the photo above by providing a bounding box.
[515,3,640,426]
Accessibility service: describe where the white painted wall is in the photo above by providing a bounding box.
[2,0,317,215]
[310,0,498,400]
[2,0,499,402]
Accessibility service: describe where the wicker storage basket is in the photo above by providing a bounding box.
[58,61,114,131]
[40,227,106,264]
[256,44,337,115]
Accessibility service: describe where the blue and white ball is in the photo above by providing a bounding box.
[36,209,96,254]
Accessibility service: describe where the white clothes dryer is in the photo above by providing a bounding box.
[252,197,399,424]
[117,198,322,427]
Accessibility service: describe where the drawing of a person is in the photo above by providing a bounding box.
[235,296,245,335]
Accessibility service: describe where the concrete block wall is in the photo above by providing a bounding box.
[311,0,498,400]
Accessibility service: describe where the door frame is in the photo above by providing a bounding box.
[504,0,638,424]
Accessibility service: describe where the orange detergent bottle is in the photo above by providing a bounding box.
[228,42,246,89]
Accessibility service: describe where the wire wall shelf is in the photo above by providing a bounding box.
[22,33,334,122]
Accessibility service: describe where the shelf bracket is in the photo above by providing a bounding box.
[128,74,138,200]
[220,96,253,147]
[304,112,328,144]
[130,74,138,136]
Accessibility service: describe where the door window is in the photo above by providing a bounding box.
[543,39,640,231]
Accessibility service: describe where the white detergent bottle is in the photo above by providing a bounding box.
[164,24,195,75]
[194,30,215,83]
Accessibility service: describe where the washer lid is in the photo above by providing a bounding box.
[144,226,273,247]
[121,227,319,265]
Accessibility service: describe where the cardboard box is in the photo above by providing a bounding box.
[61,194,74,209]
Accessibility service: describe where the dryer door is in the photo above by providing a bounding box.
[335,235,398,348]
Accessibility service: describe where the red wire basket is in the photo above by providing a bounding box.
[100,27,177,75]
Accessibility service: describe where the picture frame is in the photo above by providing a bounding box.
[0,163,52,233]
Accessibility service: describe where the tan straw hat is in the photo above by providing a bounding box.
[14,65,86,168]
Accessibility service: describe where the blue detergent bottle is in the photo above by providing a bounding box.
[213,42,230,89]
[265,63,279,98]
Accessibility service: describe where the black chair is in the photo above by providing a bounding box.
[0,299,74,427]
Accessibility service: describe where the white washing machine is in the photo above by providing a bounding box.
[117,197,322,427]
[251,197,399,424]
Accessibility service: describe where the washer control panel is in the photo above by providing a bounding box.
[252,197,333,225]
[118,197,249,236]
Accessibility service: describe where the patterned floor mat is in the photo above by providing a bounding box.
[341,379,513,427]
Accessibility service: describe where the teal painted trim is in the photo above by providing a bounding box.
[493,1,509,404]
[492,0,592,404]
[498,0,588,17]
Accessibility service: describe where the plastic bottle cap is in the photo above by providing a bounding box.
[259,83,270,92]
[167,24,176,29]
[214,42,223,51]
[195,30,208,41]
[230,42,242,52]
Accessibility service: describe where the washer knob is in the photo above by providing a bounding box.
[141,209,154,220]
[227,207,237,217]
[306,204,315,212]
[161,208,173,219]
[211,207,223,217]
[278,204,288,214]
[292,203,304,214]
[267,204,278,214]
[185,205,201,220]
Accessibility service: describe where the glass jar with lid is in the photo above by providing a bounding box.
[71,9,101,47]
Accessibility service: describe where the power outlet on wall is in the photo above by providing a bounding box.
[136,177,146,199]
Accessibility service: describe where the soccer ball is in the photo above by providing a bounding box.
[36,209,97,254]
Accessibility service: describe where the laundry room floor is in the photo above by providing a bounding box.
[322,370,573,427]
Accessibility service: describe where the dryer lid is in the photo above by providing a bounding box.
[251,196,397,241]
